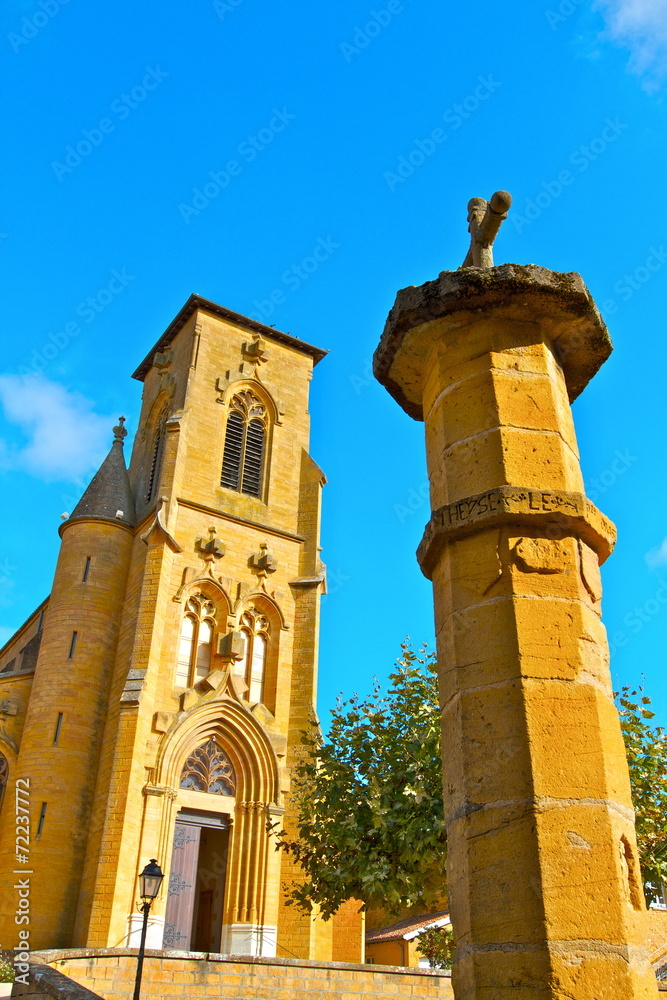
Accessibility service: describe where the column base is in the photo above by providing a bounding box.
[220,923,277,957]
[126,912,165,949]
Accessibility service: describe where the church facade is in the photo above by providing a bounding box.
[0,295,362,961]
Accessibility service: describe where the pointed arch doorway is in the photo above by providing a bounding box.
[153,704,282,958]
[163,808,230,952]
[163,736,235,952]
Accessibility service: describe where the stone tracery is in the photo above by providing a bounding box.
[179,736,236,796]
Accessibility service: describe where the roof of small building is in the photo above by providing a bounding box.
[132,293,328,381]
[62,419,136,533]
[0,596,49,662]
[366,911,450,944]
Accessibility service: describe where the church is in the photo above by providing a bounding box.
[0,294,364,962]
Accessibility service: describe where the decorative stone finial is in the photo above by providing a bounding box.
[460,190,512,269]
[113,416,127,442]
[196,525,226,563]
[249,542,278,578]
[243,336,268,365]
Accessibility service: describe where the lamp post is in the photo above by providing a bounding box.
[132,859,164,1000]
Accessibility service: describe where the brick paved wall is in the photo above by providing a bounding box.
[31,948,455,999]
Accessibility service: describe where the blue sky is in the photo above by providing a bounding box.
[1,0,666,727]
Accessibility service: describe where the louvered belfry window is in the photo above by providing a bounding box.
[221,391,267,497]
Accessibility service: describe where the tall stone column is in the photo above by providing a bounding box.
[374,263,659,998]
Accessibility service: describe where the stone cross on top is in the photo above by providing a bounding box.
[461,189,512,269]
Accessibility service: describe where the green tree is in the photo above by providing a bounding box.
[276,646,667,916]
[274,643,445,919]
[414,924,455,970]
[617,686,667,900]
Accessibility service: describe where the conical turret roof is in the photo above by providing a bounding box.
[64,418,136,530]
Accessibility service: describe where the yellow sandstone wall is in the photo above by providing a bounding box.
[0,299,361,964]
[76,305,337,957]
[0,520,134,949]
[374,265,659,999]
[35,950,454,1000]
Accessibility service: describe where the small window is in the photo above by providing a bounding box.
[175,595,216,687]
[36,802,47,838]
[68,632,78,659]
[53,713,64,745]
[82,557,91,582]
[220,391,268,498]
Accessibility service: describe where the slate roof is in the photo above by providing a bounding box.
[63,429,136,532]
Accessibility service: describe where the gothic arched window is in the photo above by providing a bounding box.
[233,609,269,703]
[220,391,267,498]
[179,737,236,796]
[0,753,8,811]
[145,407,168,504]
[176,595,216,687]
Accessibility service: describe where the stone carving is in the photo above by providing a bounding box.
[242,336,268,365]
[418,486,616,579]
[153,349,173,372]
[578,537,603,604]
[460,190,512,269]
[113,416,127,442]
[195,526,226,564]
[512,537,566,575]
[152,711,176,734]
[141,496,183,553]
[249,542,278,579]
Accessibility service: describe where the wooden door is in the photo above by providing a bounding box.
[194,889,213,952]
[163,821,201,950]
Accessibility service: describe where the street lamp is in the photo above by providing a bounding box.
[132,859,164,1000]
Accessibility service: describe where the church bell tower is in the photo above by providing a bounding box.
[0,294,345,961]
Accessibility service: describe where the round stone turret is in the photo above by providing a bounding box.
[0,422,135,947]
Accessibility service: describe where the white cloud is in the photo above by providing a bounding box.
[0,375,118,482]
[646,536,667,570]
[596,0,667,90]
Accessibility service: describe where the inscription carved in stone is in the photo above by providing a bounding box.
[418,486,616,579]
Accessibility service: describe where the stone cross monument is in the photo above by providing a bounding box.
[374,194,659,998]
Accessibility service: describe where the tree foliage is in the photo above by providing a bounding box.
[274,643,445,918]
[414,924,455,970]
[275,644,667,916]
[616,686,667,899]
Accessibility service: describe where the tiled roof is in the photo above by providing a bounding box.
[366,911,450,944]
